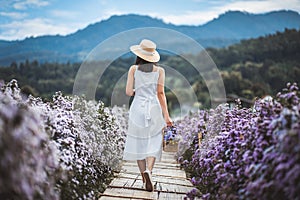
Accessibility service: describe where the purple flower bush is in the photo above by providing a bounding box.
[0,80,127,199]
[176,111,205,157]
[177,83,299,200]
[176,105,226,173]
[241,83,300,200]
[0,80,60,200]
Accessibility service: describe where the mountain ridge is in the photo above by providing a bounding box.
[0,10,299,66]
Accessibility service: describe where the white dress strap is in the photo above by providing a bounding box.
[133,65,138,76]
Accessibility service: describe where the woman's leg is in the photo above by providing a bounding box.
[146,156,156,173]
[143,157,155,192]
[137,159,146,182]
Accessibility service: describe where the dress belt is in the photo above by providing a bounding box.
[139,95,154,127]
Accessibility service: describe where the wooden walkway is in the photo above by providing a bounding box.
[99,151,193,200]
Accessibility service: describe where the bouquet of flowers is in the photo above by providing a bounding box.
[163,126,177,144]
[163,126,178,152]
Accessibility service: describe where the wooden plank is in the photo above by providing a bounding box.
[118,171,188,183]
[102,178,193,196]
[159,182,191,194]
[105,185,189,195]
[121,167,187,179]
[113,174,193,190]
[154,168,186,178]
[101,188,158,199]
[152,176,193,187]
[116,172,139,180]
[110,178,133,187]
[158,192,188,200]
[131,179,145,189]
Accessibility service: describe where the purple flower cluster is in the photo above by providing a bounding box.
[0,80,128,199]
[177,83,300,200]
[163,126,177,144]
[175,109,208,161]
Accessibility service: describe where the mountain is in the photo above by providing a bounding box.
[199,10,300,38]
[0,10,300,66]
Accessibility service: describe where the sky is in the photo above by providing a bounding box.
[0,0,300,41]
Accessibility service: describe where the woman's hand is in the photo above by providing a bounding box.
[165,116,173,127]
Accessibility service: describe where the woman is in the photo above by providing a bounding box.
[123,39,173,192]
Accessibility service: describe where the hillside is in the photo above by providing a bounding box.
[0,10,300,66]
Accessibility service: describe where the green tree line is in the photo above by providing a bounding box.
[205,28,300,100]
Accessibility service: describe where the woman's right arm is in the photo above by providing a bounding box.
[126,66,135,96]
[157,67,173,126]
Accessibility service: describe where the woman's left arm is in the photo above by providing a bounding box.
[126,65,135,96]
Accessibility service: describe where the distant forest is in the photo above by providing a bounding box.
[0,28,299,110]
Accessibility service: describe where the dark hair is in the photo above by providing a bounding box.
[135,56,156,72]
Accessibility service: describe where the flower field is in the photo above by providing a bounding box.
[176,83,300,199]
[1,79,299,200]
[0,80,128,200]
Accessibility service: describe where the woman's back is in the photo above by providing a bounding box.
[134,65,159,99]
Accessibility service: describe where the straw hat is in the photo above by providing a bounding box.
[130,39,160,62]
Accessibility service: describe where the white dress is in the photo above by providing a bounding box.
[123,65,166,161]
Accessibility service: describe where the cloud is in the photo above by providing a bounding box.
[13,0,50,10]
[0,18,80,40]
[101,8,128,18]
[50,10,80,19]
[98,0,108,5]
[155,11,220,25]
[0,11,27,19]
[192,0,230,3]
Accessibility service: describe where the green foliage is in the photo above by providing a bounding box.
[209,28,300,67]
[204,28,300,103]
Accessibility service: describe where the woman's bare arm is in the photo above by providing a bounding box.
[126,66,135,96]
[157,67,173,126]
